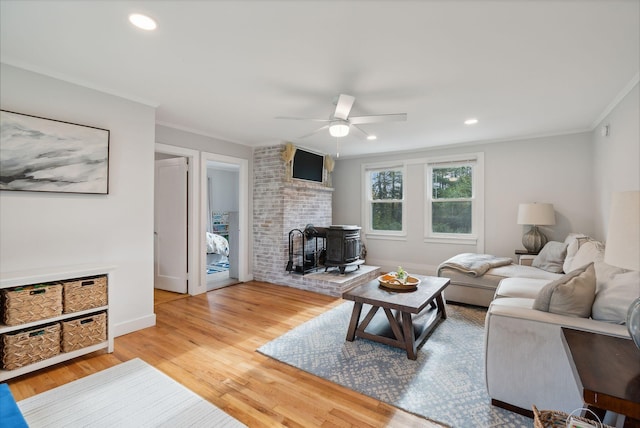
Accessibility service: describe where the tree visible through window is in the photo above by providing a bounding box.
[431,166,473,234]
[369,169,403,231]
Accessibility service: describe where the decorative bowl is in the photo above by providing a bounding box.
[378,272,420,292]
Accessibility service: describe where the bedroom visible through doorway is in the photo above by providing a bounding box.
[206,161,240,291]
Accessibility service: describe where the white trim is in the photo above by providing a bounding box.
[200,152,251,285]
[364,233,407,241]
[113,314,157,337]
[2,58,160,108]
[362,163,407,236]
[154,143,203,296]
[590,73,639,129]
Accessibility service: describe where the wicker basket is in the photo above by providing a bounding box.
[2,284,63,326]
[1,323,61,370]
[62,275,107,313]
[61,312,107,352]
[532,405,612,428]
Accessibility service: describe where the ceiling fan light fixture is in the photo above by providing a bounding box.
[329,122,349,138]
[129,13,157,31]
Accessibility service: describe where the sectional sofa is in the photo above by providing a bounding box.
[438,234,638,414]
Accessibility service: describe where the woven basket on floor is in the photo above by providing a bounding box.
[2,284,63,326]
[61,312,107,352]
[533,405,612,428]
[1,323,61,370]
[63,275,107,313]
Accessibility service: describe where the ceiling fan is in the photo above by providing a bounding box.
[276,94,407,140]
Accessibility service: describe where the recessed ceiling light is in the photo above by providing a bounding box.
[367,135,377,140]
[129,13,157,31]
[464,118,479,125]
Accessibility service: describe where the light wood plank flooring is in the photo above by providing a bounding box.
[7,281,442,427]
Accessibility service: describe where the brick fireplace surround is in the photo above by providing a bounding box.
[253,145,378,296]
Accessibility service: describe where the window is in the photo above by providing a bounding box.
[365,165,405,234]
[426,154,483,245]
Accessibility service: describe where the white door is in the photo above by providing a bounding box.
[154,157,188,293]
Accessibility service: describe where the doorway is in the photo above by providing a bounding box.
[205,161,239,290]
[201,152,249,292]
[154,143,250,295]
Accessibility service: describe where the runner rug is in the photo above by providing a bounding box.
[17,358,246,428]
[258,302,531,427]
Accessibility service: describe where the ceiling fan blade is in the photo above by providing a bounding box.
[298,124,330,139]
[350,124,372,139]
[275,116,331,122]
[349,113,407,125]
[333,94,355,120]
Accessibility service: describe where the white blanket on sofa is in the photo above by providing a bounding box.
[438,253,513,277]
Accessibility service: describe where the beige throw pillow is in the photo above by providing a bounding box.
[533,263,596,318]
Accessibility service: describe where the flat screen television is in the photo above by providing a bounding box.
[292,148,324,183]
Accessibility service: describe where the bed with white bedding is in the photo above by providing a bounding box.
[206,232,229,256]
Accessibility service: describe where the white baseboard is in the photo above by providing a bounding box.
[113,314,156,337]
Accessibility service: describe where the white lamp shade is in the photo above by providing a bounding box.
[329,122,349,137]
[517,203,555,226]
[604,190,640,271]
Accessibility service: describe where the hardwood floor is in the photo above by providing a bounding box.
[7,281,441,427]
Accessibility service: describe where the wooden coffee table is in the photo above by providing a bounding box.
[342,274,450,360]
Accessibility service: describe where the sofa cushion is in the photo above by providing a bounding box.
[532,263,596,318]
[532,241,568,273]
[495,277,551,299]
[566,239,604,273]
[592,270,640,324]
[562,233,589,273]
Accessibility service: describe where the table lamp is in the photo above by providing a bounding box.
[604,190,640,349]
[517,203,555,253]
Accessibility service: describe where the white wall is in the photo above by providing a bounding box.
[156,124,252,160]
[332,132,594,274]
[207,168,239,214]
[592,83,640,241]
[0,63,156,336]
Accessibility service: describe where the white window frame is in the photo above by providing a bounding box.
[362,162,406,239]
[424,153,484,249]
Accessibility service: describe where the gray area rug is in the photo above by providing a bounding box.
[258,302,531,427]
[18,358,246,428]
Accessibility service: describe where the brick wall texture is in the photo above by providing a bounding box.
[253,144,338,294]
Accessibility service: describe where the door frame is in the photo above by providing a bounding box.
[155,143,203,295]
[201,151,250,286]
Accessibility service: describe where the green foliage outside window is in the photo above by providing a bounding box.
[372,202,402,231]
[370,170,403,231]
[432,201,472,233]
[431,166,473,234]
[432,166,472,199]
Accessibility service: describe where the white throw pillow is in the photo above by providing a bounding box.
[592,270,640,324]
[562,233,589,273]
[566,239,605,273]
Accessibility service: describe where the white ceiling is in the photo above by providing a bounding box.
[1,1,638,158]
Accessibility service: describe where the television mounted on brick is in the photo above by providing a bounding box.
[292,148,324,183]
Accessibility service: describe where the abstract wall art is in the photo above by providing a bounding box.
[0,110,110,194]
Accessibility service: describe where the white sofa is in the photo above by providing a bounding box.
[484,235,638,414]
